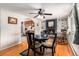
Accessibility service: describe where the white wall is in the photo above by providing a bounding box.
[0,8,27,50]
[34,16,44,37]
[57,18,68,36]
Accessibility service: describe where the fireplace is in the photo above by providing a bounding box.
[46,19,57,35]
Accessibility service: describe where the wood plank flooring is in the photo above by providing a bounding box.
[0,38,28,56]
[55,44,73,56]
[0,37,74,56]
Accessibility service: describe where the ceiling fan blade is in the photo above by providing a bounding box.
[43,13,52,15]
[29,13,38,14]
[34,15,39,18]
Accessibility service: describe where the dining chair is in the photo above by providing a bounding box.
[20,32,43,56]
[42,33,57,56]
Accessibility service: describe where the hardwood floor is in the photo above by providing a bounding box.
[55,44,73,56]
[0,37,74,56]
[0,38,28,56]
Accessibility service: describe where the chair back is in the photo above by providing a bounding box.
[52,33,57,47]
[26,32,35,48]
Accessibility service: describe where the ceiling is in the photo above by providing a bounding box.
[0,3,73,19]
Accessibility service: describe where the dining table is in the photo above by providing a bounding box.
[34,35,48,42]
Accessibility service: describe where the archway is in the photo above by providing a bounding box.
[24,18,35,29]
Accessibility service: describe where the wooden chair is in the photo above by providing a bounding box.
[42,33,57,56]
[20,32,43,56]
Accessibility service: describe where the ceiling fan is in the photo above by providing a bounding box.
[29,8,52,18]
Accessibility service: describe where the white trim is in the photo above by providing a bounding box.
[68,39,78,56]
[0,41,22,51]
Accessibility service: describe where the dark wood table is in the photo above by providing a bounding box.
[34,36,48,42]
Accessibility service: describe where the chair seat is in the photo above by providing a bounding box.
[31,42,42,49]
[35,43,42,48]
[42,39,53,47]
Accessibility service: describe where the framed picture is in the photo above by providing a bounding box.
[8,17,17,24]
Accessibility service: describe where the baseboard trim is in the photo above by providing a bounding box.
[0,41,22,51]
[68,40,78,56]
